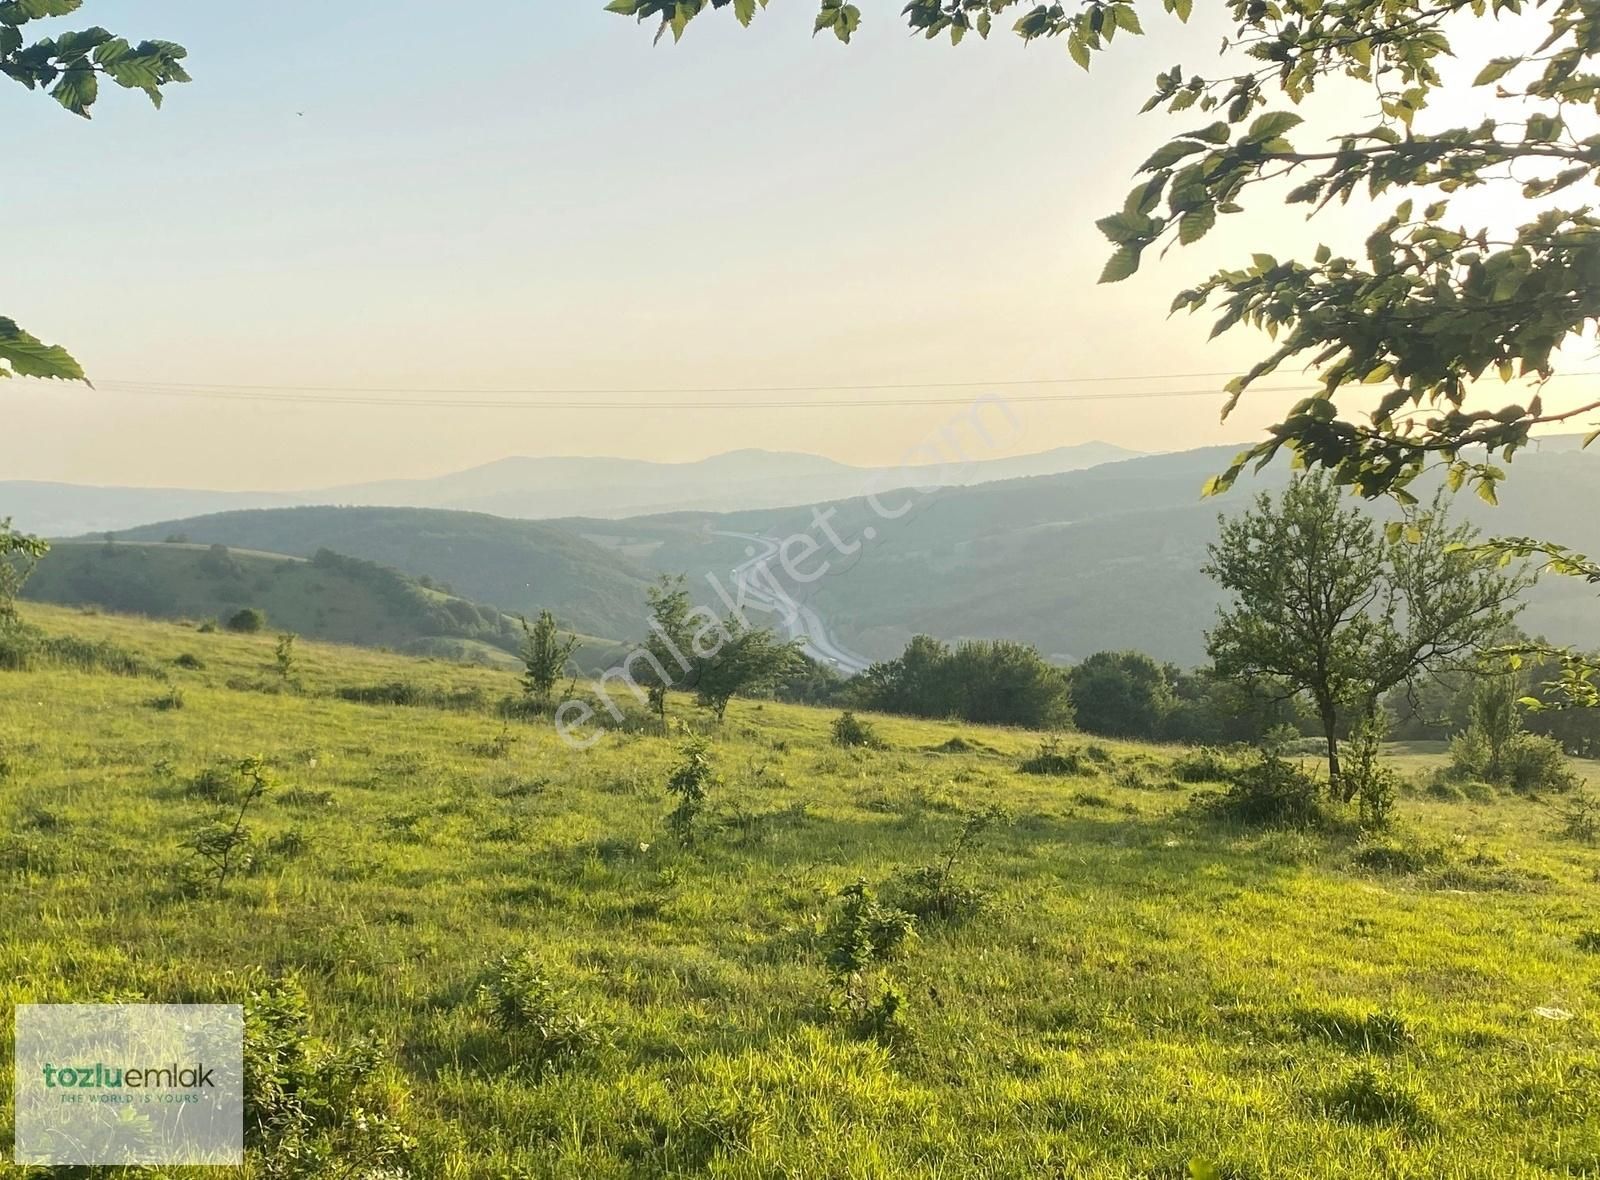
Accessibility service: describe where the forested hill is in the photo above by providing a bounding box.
[563,439,1600,666]
[108,506,655,642]
[24,542,525,665]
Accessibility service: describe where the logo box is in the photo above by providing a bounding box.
[13,1003,244,1166]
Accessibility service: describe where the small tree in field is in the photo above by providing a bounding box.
[1206,474,1528,794]
[695,625,801,722]
[274,632,297,682]
[519,610,579,712]
[0,519,47,624]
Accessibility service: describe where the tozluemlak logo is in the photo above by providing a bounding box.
[41,1063,217,1090]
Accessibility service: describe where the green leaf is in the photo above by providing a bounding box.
[1473,56,1520,86]
[1168,0,1193,21]
[1139,138,1206,172]
[1178,202,1216,244]
[1112,5,1142,34]
[0,317,87,381]
[1067,33,1089,70]
[0,0,81,25]
[1099,245,1141,283]
[1246,111,1302,141]
[733,0,756,25]
[1191,121,1230,143]
[50,63,96,116]
[603,0,639,12]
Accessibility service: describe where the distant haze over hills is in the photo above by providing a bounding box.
[2,442,1142,537]
[38,435,1599,669]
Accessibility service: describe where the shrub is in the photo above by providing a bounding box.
[665,735,718,841]
[890,806,1009,924]
[1202,751,1324,828]
[336,681,487,711]
[1575,929,1600,954]
[831,711,884,749]
[0,625,163,678]
[226,607,266,634]
[1502,732,1579,793]
[828,975,908,1044]
[1018,736,1090,776]
[148,687,186,711]
[1172,746,1236,783]
[823,880,915,977]
[197,619,218,634]
[481,951,608,1070]
[1424,777,1467,803]
[243,975,413,1175]
[1350,835,1451,875]
[173,652,205,670]
[1557,792,1599,844]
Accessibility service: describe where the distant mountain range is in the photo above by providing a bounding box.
[32,436,1599,669]
[1,442,1141,536]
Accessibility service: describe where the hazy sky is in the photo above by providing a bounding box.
[7,1,1596,490]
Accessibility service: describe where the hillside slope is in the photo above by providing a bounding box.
[1,605,1596,1177]
[569,440,1600,664]
[109,506,655,641]
[23,542,527,663]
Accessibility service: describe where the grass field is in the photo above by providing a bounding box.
[2,604,1598,1178]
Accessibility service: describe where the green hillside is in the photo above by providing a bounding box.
[566,442,1600,664]
[110,506,655,642]
[2,604,1597,1176]
[23,541,531,664]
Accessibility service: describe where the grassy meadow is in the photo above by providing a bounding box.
[2,604,1598,1178]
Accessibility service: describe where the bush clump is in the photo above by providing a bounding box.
[1201,751,1324,828]
[226,608,267,634]
[481,951,609,1071]
[831,711,885,749]
[1018,736,1090,776]
[1171,746,1237,783]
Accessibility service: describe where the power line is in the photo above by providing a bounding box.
[91,380,1327,411]
[92,368,1248,397]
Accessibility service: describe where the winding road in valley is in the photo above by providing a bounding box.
[710,530,873,676]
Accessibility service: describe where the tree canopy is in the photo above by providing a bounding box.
[3,0,189,384]
[1205,473,1529,785]
[607,0,1600,505]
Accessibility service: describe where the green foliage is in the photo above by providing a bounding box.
[664,734,718,840]
[2,607,1598,1173]
[890,805,1010,924]
[1018,735,1092,777]
[1202,750,1324,829]
[1208,475,1527,788]
[183,754,272,894]
[242,975,414,1178]
[0,518,48,618]
[227,606,267,634]
[147,685,184,711]
[519,609,579,711]
[822,879,915,978]
[1171,745,1239,784]
[274,631,297,682]
[607,0,1600,507]
[855,634,1073,729]
[1318,1065,1435,1130]
[0,621,163,676]
[3,4,189,383]
[1557,792,1599,844]
[481,951,610,1071]
[830,709,883,749]
[695,624,802,722]
[1070,649,1174,738]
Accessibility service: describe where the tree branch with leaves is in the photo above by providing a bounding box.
[2,0,189,384]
